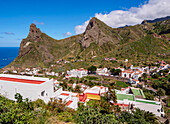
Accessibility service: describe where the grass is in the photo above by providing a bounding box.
[85,76,99,81]
[116,81,129,88]
[70,77,79,80]
[116,94,134,101]
[140,89,146,98]
[131,89,142,96]
[136,100,156,105]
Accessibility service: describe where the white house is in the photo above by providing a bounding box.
[120,70,135,78]
[96,68,109,76]
[115,67,125,71]
[54,88,79,110]
[115,87,164,117]
[66,68,88,78]
[129,79,140,86]
[0,74,55,103]
[46,72,58,77]
[130,65,143,72]
[159,64,169,70]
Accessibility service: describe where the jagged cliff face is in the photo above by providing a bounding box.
[18,24,42,58]
[10,17,170,68]
[27,24,42,41]
[80,18,115,48]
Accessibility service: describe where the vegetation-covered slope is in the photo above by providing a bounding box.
[10,17,170,68]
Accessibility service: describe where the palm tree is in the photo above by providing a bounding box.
[157,88,165,101]
[114,105,121,117]
[144,111,158,123]
[75,85,81,93]
[108,84,117,104]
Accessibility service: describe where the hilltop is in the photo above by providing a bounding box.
[8,17,170,68]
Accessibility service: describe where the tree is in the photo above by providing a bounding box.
[110,68,115,75]
[144,92,154,100]
[59,81,68,90]
[45,98,66,113]
[157,88,165,101]
[142,73,147,80]
[68,86,74,92]
[152,73,160,79]
[76,103,117,123]
[114,105,121,117]
[110,68,121,75]
[119,108,158,124]
[88,65,97,74]
[115,69,121,75]
[68,79,74,84]
[75,85,81,93]
[144,111,158,123]
[15,93,23,103]
[109,89,117,104]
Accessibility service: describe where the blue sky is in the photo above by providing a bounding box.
[0,0,170,47]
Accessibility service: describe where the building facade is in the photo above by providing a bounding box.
[0,74,55,103]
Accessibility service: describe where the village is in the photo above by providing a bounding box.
[0,58,169,122]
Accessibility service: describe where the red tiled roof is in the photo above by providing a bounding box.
[79,94,87,102]
[113,103,129,107]
[0,77,45,84]
[66,100,73,106]
[61,93,70,96]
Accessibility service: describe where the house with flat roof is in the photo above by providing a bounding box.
[0,74,55,103]
[54,89,79,110]
[66,68,88,78]
[120,70,135,78]
[115,87,164,117]
[96,68,110,76]
[79,86,108,102]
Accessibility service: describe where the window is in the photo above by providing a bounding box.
[41,91,45,96]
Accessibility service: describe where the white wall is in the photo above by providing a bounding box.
[0,75,54,103]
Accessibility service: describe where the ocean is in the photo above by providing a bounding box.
[0,47,19,69]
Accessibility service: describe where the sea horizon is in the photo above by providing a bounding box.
[0,47,19,69]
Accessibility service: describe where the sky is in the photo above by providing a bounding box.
[0,0,170,47]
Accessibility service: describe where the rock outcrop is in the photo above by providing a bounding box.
[18,24,42,58]
[27,24,42,42]
[80,17,114,48]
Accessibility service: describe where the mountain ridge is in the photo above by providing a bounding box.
[141,16,170,24]
[7,17,170,68]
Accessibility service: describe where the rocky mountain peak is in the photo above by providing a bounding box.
[18,24,42,58]
[85,17,98,31]
[27,23,42,42]
[80,17,114,48]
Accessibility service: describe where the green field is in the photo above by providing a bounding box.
[116,81,129,88]
[136,100,157,105]
[131,89,142,96]
[116,93,134,101]
[140,89,146,98]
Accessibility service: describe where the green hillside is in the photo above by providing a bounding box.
[8,17,170,69]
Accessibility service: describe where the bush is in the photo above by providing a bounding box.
[152,73,160,79]
[75,104,117,124]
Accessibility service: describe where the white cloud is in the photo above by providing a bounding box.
[63,32,72,37]
[75,20,89,34]
[75,0,170,34]
[33,21,45,25]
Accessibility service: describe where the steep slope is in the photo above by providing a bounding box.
[13,24,83,67]
[10,17,170,68]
